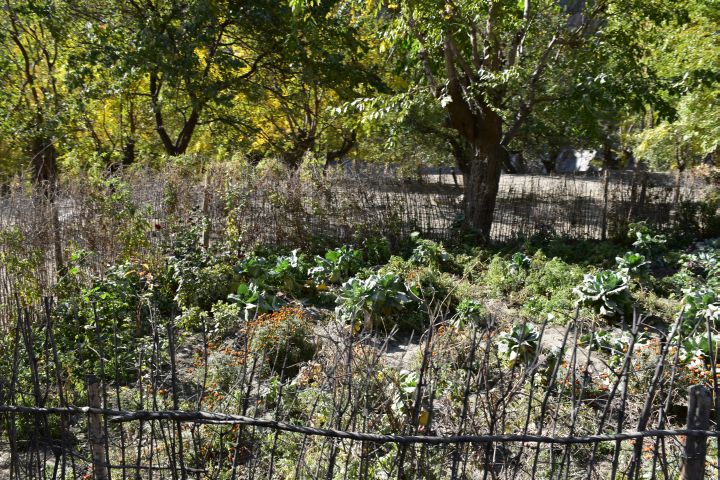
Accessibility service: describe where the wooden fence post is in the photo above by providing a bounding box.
[86,375,109,480]
[201,170,211,249]
[601,169,610,240]
[682,384,711,480]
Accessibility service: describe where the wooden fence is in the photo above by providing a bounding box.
[0,302,717,479]
[0,167,714,295]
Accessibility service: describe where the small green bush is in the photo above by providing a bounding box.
[497,324,539,367]
[482,252,584,318]
[308,245,364,285]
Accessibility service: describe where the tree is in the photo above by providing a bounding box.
[338,0,678,240]
[631,0,720,170]
[213,1,383,168]
[0,0,72,192]
[71,0,294,157]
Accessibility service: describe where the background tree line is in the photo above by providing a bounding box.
[0,0,717,238]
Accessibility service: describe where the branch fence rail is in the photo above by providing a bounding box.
[1,298,720,479]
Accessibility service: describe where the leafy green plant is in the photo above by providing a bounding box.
[228,282,286,321]
[335,273,414,331]
[453,299,486,329]
[580,329,646,367]
[235,255,270,282]
[177,306,208,332]
[308,245,363,285]
[628,222,667,256]
[574,270,632,318]
[679,333,720,365]
[521,257,584,317]
[209,301,244,337]
[268,250,309,295]
[497,324,539,367]
[508,252,531,274]
[361,236,392,266]
[683,246,720,279]
[168,227,237,310]
[682,287,720,331]
[409,233,451,268]
[234,250,309,296]
[615,251,650,277]
[483,255,526,296]
[54,261,156,382]
[390,369,420,417]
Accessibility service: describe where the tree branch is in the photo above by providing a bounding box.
[405,11,439,95]
[502,34,559,145]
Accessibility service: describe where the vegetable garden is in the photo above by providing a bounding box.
[1,168,719,479]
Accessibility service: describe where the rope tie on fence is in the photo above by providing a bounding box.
[2,404,719,446]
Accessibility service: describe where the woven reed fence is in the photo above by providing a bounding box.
[0,167,713,255]
[0,166,714,327]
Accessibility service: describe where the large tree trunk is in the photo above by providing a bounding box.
[463,142,506,241]
[281,130,316,169]
[446,98,506,241]
[324,131,356,172]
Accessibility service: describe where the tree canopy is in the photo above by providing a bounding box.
[0,0,717,236]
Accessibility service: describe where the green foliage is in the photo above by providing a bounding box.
[409,233,451,269]
[574,270,632,318]
[228,282,286,322]
[483,252,585,318]
[580,330,646,367]
[360,236,392,266]
[390,369,420,417]
[54,261,156,382]
[484,255,526,297]
[92,178,153,260]
[209,302,244,338]
[683,239,720,279]
[682,287,720,330]
[615,251,650,277]
[628,222,667,256]
[177,306,208,333]
[270,250,310,295]
[168,227,238,311]
[453,299,486,329]
[308,245,364,285]
[335,273,414,331]
[679,333,720,366]
[508,252,532,275]
[497,324,540,368]
[0,227,43,303]
[235,250,311,297]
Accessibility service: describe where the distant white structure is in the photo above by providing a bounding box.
[555,149,600,173]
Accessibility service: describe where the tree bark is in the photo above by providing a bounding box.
[324,131,356,171]
[463,142,506,241]
[149,72,201,156]
[31,136,58,199]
